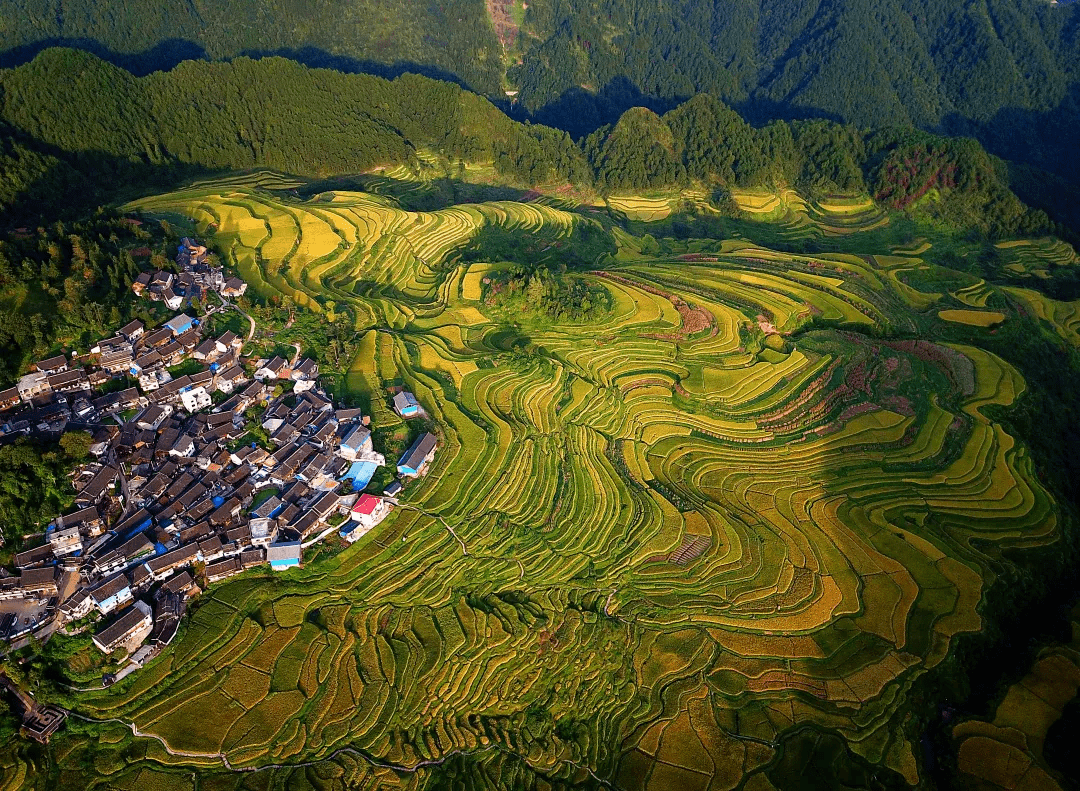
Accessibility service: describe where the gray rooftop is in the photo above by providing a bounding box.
[266,542,302,562]
[398,432,437,472]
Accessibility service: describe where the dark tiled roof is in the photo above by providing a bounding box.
[89,573,130,604]
[399,432,437,471]
[19,567,58,590]
[94,606,150,649]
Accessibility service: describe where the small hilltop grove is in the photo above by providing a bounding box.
[0,238,440,724]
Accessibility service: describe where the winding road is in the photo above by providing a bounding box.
[239,308,256,343]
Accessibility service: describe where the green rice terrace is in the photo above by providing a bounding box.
[11,171,1080,790]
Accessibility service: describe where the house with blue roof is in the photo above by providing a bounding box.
[163,314,197,336]
[340,459,378,491]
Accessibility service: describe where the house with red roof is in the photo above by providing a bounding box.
[341,494,390,542]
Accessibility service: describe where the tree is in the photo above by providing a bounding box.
[59,431,93,461]
[526,274,547,305]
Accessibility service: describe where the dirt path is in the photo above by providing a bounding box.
[393,504,526,582]
[604,587,618,617]
[394,503,469,556]
[239,308,257,342]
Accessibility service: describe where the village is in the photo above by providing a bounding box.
[0,239,438,741]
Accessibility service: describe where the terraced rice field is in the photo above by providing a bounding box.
[806,195,889,235]
[65,181,1067,789]
[1006,286,1080,346]
[606,195,677,222]
[996,236,1079,278]
[729,189,887,240]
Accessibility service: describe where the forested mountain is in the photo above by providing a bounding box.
[0,0,504,92]
[2,0,1078,188]
[0,50,587,221]
[519,0,1080,191]
[0,50,1054,238]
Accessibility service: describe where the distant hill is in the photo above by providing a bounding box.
[1,0,1079,191]
[0,50,1056,239]
[0,0,505,90]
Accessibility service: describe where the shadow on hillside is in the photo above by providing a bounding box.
[522,78,685,141]
[0,134,224,228]
[0,38,207,75]
[237,47,477,93]
[936,84,1080,234]
[514,78,852,142]
[296,173,545,213]
[0,39,482,93]
[293,172,937,262]
[937,82,1080,188]
[293,171,921,260]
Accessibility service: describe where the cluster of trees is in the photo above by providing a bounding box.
[460,221,616,272]
[486,267,610,324]
[0,435,88,556]
[0,210,171,382]
[585,97,1050,237]
[868,137,1045,235]
[0,50,1054,239]
[0,124,91,222]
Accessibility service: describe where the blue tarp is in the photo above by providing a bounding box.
[339,460,377,491]
[212,495,225,507]
[114,517,153,544]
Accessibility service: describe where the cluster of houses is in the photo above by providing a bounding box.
[0,312,230,438]
[131,237,247,310]
[0,250,441,673]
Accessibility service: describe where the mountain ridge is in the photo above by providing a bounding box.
[3,0,1078,190]
[0,48,1058,241]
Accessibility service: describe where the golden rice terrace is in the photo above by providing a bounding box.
[22,174,1078,791]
